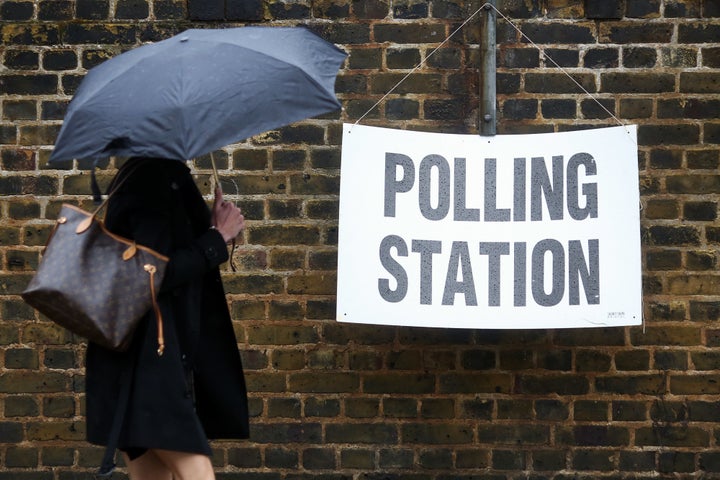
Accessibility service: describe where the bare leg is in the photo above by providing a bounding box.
[123,449,214,480]
[122,451,173,480]
[152,449,215,480]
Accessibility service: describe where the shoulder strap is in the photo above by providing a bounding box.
[91,167,103,204]
[95,348,137,478]
[88,160,145,219]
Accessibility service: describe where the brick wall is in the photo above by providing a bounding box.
[1,0,720,478]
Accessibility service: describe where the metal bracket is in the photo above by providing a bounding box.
[479,1,497,136]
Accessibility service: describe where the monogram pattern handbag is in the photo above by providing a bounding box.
[22,197,169,355]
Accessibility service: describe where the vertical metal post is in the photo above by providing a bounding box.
[479,1,497,136]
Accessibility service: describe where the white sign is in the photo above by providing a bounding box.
[336,123,641,329]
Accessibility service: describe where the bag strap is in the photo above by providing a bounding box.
[90,158,138,203]
[93,161,165,476]
[91,168,103,204]
[145,264,165,355]
[87,164,168,356]
[95,345,138,478]
[79,162,144,233]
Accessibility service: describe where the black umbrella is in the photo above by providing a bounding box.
[49,26,346,163]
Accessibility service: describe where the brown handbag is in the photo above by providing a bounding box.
[21,199,169,355]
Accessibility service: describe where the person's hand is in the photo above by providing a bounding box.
[211,186,244,243]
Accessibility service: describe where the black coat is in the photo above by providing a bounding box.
[85,158,249,455]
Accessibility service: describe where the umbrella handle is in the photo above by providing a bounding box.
[210,153,221,193]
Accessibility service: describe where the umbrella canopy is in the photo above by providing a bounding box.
[49,26,346,163]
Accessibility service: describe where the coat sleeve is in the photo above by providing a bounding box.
[160,228,229,292]
[105,161,229,293]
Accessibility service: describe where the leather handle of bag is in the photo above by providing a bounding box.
[84,164,167,356]
[144,264,164,356]
[108,165,165,356]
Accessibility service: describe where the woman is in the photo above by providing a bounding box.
[85,157,249,479]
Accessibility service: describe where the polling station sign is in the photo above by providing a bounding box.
[337,124,641,329]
